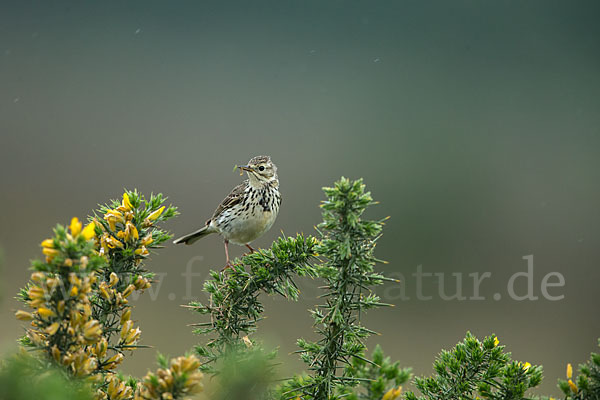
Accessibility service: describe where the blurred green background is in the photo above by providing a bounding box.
[1,0,599,396]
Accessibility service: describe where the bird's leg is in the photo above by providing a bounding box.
[244,244,256,254]
[222,239,233,271]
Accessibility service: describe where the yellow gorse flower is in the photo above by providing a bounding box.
[382,386,402,400]
[121,192,133,211]
[568,379,578,393]
[70,217,83,237]
[139,355,203,399]
[120,309,131,325]
[83,320,102,341]
[38,307,56,318]
[105,210,124,231]
[15,189,178,398]
[15,310,33,321]
[567,363,573,379]
[134,246,149,256]
[45,322,60,335]
[102,353,124,370]
[109,272,119,288]
[522,362,531,371]
[493,336,499,347]
[122,284,136,298]
[81,221,96,240]
[147,206,165,221]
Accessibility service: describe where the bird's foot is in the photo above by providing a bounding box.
[221,261,235,272]
[243,244,256,256]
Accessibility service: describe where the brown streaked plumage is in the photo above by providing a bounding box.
[173,156,281,268]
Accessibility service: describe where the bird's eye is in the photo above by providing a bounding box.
[258,166,265,171]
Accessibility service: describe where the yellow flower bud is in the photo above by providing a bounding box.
[15,310,33,321]
[134,246,149,256]
[42,248,59,257]
[28,285,45,299]
[51,345,61,362]
[141,235,153,246]
[70,217,82,237]
[568,379,578,393]
[493,337,499,347]
[46,322,60,335]
[120,320,133,341]
[82,221,96,240]
[567,363,573,379]
[180,355,201,372]
[57,300,65,314]
[29,298,45,308]
[41,239,54,248]
[83,320,102,341]
[31,272,45,282]
[125,327,141,345]
[103,353,124,369]
[37,307,56,318]
[147,206,165,221]
[122,193,133,211]
[134,276,151,290]
[70,285,79,297]
[122,284,136,298]
[522,362,531,371]
[94,338,108,358]
[382,386,402,400]
[46,277,60,289]
[100,283,112,301]
[120,309,131,325]
[109,272,119,287]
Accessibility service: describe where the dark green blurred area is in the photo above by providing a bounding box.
[0,353,92,400]
[1,1,598,396]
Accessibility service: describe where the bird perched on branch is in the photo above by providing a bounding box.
[173,155,281,268]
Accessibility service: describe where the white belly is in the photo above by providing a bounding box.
[215,209,277,245]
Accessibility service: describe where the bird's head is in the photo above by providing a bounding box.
[239,155,278,187]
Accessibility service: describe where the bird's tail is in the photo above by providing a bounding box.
[173,225,215,245]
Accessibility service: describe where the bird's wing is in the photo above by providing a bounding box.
[211,180,248,221]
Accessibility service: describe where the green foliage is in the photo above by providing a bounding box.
[289,177,394,400]
[210,347,277,400]
[404,333,543,400]
[338,344,412,400]
[0,352,92,400]
[10,178,599,400]
[189,234,319,370]
[558,338,600,400]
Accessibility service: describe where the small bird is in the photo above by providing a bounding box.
[173,155,281,268]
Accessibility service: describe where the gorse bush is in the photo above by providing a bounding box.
[7,178,599,400]
[286,178,397,399]
[559,339,600,400]
[189,233,319,371]
[14,190,202,400]
[404,333,543,400]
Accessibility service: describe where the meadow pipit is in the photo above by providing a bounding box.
[173,155,281,267]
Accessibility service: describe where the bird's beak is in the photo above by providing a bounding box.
[238,165,253,172]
